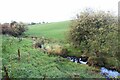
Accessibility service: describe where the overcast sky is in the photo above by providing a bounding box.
[0,0,119,23]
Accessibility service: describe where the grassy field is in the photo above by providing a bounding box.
[2,21,104,78]
[25,21,71,41]
[2,35,103,78]
[25,20,83,57]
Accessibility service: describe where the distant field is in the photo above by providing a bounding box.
[25,21,71,40]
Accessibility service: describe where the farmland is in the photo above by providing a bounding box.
[1,21,104,78]
[1,0,119,79]
[25,21,71,41]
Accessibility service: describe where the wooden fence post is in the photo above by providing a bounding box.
[18,49,20,61]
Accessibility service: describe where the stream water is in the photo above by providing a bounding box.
[66,56,120,78]
[39,45,120,78]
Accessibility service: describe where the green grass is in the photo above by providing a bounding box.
[2,35,103,78]
[25,21,71,41]
[26,20,83,56]
[2,20,104,78]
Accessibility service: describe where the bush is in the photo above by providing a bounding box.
[9,21,27,37]
[1,21,27,37]
[69,10,118,55]
[45,44,69,56]
[0,23,10,34]
[87,56,105,67]
[104,57,120,71]
[69,9,119,68]
[69,10,117,53]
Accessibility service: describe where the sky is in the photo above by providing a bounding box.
[0,0,119,23]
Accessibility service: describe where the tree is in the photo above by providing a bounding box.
[69,10,119,70]
[69,10,117,54]
[11,21,27,37]
[1,21,28,37]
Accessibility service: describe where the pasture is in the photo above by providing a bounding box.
[2,35,102,78]
[25,21,71,41]
[1,21,104,78]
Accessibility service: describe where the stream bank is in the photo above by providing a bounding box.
[65,56,120,78]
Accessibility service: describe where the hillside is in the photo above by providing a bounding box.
[2,35,103,78]
[1,20,104,78]
[25,21,71,41]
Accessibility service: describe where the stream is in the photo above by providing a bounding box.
[39,45,120,78]
[65,56,120,78]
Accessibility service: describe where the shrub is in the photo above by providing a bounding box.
[45,44,69,56]
[69,11,118,56]
[9,21,27,37]
[45,45,52,53]
[1,21,27,37]
[30,22,36,25]
[69,10,117,53]
[53,45,69,56]
[0,23,10,34]
[87,56,105,67]
[69,9,119,68]
[104,57,120,71]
